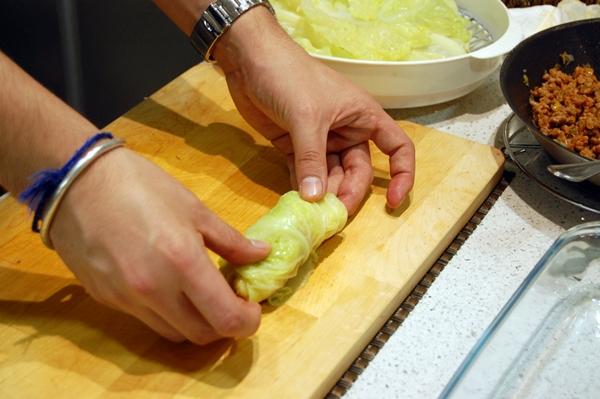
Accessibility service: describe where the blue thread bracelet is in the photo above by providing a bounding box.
[19,132,114,233]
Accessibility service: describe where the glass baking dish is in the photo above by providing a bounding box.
[441,221,600,399]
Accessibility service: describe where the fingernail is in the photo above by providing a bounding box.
[250,239,270,250]
[301,176,322,199]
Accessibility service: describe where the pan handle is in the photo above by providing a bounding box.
[469,19,523,60]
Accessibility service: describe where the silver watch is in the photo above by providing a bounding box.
[190,0,275,62]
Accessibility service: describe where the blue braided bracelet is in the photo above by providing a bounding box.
[19,132,114,233]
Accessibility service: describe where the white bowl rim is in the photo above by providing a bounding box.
[311,51,474,66]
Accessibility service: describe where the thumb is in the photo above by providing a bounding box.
[197,211,271,265]
[290,122,328,201]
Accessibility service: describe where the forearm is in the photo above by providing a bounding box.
[152,0,210,35]
[0,51,97,194]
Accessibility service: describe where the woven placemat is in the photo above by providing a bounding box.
[326,174,512,399]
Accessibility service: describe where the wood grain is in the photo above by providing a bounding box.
[0,63,503,398]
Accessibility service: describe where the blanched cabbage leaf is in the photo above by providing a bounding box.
[271,0,472,61]
[221,191,347,305]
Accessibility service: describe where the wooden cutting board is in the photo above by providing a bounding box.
[0,63,503,398]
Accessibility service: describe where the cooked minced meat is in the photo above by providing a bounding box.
[530,65,600,160]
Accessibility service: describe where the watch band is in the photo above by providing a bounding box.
[190,0,275,62]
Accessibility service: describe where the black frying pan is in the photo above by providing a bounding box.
[500,18,600,185]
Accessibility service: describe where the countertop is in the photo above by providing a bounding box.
[345,71,599,398]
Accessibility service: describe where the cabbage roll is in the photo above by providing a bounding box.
[222,191,348,305]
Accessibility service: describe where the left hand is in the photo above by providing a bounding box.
[213,7,415,215]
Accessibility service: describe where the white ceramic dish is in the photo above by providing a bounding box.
[310,0,522,109]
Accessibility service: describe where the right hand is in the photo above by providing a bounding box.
[49,146,270,344]
[213,7,415,215]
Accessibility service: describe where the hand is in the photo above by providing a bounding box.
[214,7,415,215]
[50,147,270,344]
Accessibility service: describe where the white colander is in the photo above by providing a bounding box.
[311,0,523,108]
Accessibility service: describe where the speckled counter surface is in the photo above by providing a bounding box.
[344,71,600,399]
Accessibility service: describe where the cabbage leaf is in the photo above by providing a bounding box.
[221,191,348,305]
[271,0,472,61]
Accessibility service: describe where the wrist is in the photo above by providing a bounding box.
[18,133,125,247]
[8,133,89,195]
[211,5,288,74]
[49,146,128,246]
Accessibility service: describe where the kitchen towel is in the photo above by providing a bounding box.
[509,0,600,38]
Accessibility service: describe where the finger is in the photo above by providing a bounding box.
[286,155,298,190]
[196,209,270,265]
[337,143,373,215]
[101,293,186,343]
[181,250,262,339]
[272,134,294,155]
[370,115,415,208]
[131,306,187,343]
[327,129,370,152]
[145,292,223,345]
[326,154,344,195]
[289,120,328,201]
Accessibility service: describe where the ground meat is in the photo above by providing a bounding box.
[530,65,600,160]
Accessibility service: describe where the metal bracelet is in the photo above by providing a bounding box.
[39,138,125,249]
[190,0,275,62]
